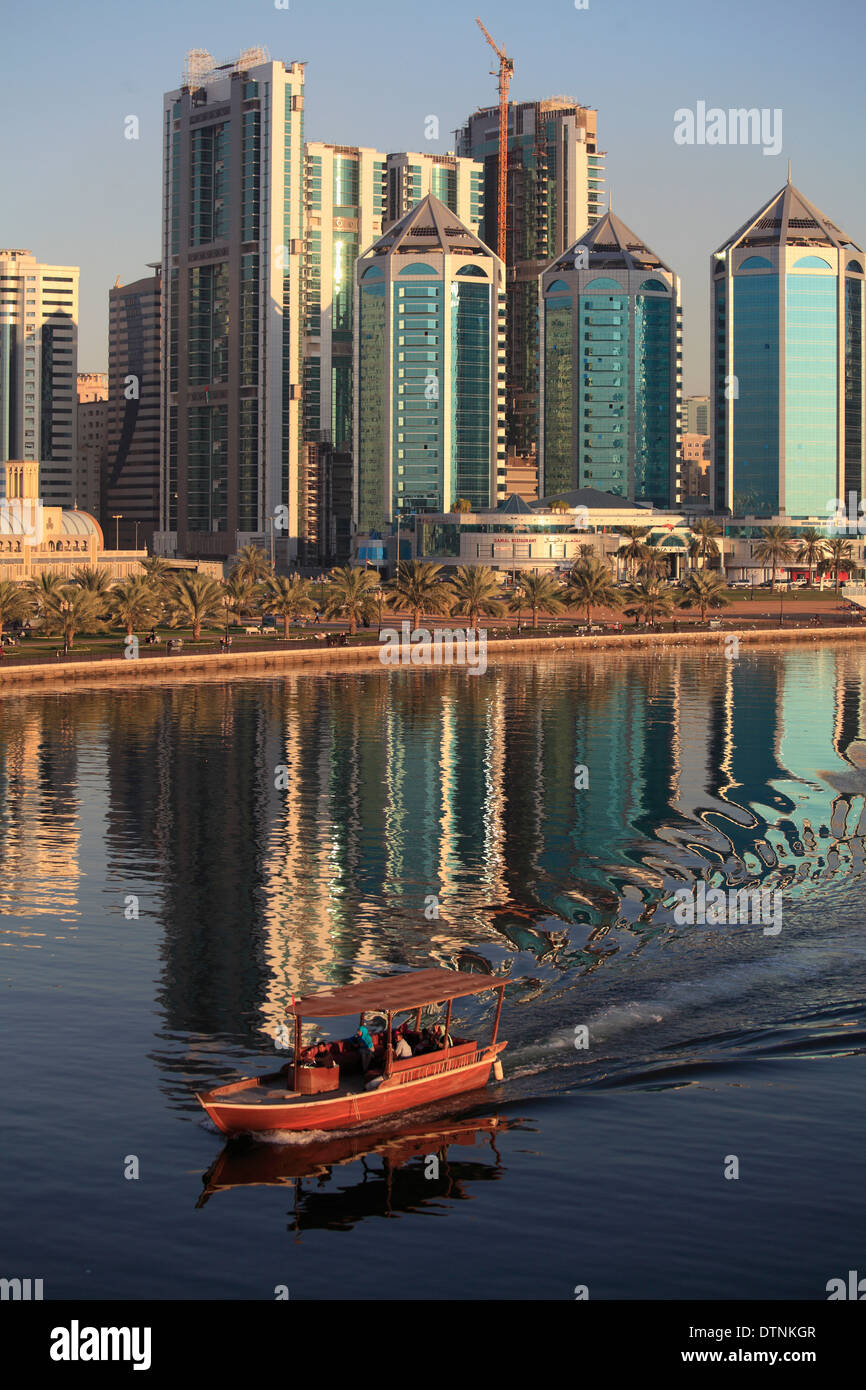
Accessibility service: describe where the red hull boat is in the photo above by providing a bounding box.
[197,968,507,1139]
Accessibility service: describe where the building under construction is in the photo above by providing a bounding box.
[456,98,605,453]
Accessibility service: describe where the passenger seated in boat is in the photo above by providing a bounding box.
[415,1028,435,1055]
[432,1024,453,1048]
[393,1030,412,1059]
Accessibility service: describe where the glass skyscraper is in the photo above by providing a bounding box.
[354,194,506,533]
[539,210,682,507]
[456,99,605,454]
[712,177,865,518]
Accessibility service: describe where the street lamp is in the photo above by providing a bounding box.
[111,514,123,550]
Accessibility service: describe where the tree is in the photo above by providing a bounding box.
[109,576,160,637]
[232,543,272,585]
[449,565,506,633]
[689,517,722,570]
[795,528,827,588]
[27,570,65,613]
[167,574,225,640]
[636,544,669,580]
[821,536,856,593]
[617,525,651,577]
[386,560,453,631]
[223,571,258,626]
[565,556,622,626]
[753,525,793,590]
[624,576,674,627]
[453,498,473,513]
[141,556,172,593]
[678,570,730,623]
[0,580,32,639]
[44,585,104,649]
[509,571,568,629]
[548,499,571,514]
[261,574,315,637]
[72,566,112,596]
[323,565,378,635]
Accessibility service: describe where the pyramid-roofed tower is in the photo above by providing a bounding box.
[549,209,673,275]
[716,179,862,255]
[367,192,496,259]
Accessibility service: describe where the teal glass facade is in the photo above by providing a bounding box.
[845,273,864,502]
[451,280,491,508]
[394,273,443,513]
[357,270,386,532]
[730,273,779,515]
[784,273,837,517]
[543,286,573,496]
[634,291,673,506]
[580,284,629,495]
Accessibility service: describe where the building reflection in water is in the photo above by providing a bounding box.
[3,646,866,1054]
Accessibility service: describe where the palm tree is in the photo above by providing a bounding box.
[386,560,453,630]
[72,565,112,596]
[0,580,31,638]
[753,525,793,590]
[141,556,172,592]
[323,565,378,635]
[27,570,65,612]
[565,556,622,626]
[261,574,315,637]
[636,544,669,581]
[509,571,567,629]
[453,498,473,514]
[44,585,104,649]
[449,565,505,633]
[109,575,160,637]
[624,576,674,628]
[821,536,856,593]
[167,573,225,640]
[232,543,272,585]
[548,499,571,515]
[617,525,651,578]
[678,570,730,623]
[795,528,827,589]
[223,571,258,627]
[689,517,722,571]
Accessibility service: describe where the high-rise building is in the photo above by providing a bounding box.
[456,98,605,451]
[384,153,484,231]
[681,433,711,502]
[712,177,865,518]
[354,194,506,534]
[105,271,162,551]
[75,372,108,517]
[684,394,710,436]
[159,48,305,559]
[0,249,79,507]
[540,210,683,507]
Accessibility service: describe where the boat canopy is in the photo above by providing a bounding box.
[290,968,502,1019]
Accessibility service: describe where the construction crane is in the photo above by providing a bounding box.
[475,16,513,263]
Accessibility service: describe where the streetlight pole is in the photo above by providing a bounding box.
[112,514,123,550]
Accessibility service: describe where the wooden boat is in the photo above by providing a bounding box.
[196,968,507,1138]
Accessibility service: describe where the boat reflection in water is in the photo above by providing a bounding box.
[196,1111,529,1232]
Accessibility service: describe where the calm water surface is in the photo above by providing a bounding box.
[2,643,865,1299]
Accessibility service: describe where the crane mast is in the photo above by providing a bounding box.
[475,16,513,263]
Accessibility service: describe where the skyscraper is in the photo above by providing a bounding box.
[384,153,484,231]
[75,373,107,517]
[712,177,865,518]
[0,249,79,506]
[684,394,710,436]
[105,270,161,550]
[160,48,305,559]
[540,210,682,506]
[354,194,506,533]
[456,98,605,451]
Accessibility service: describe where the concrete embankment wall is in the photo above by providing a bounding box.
[1,624,864,697]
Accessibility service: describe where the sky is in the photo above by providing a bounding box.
[1,0,863,395]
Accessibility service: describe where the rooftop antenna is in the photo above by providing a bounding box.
[787,159,792,184]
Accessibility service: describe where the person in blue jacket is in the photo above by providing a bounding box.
[354,1021,374,1074]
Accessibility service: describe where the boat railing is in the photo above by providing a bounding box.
[392,1047,482,1085]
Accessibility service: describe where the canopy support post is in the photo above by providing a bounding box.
[292,1014,301,1092]
[491,985,505,1047]
[443,998,453,1049]
[384,1010,394,1078]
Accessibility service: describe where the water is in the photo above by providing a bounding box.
[2,643,865,1299]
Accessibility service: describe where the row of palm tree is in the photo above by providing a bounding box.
[619,520,858,591]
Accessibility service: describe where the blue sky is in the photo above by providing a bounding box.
[1,0,863,394]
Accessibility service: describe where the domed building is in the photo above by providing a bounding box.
[0,459,145,581]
